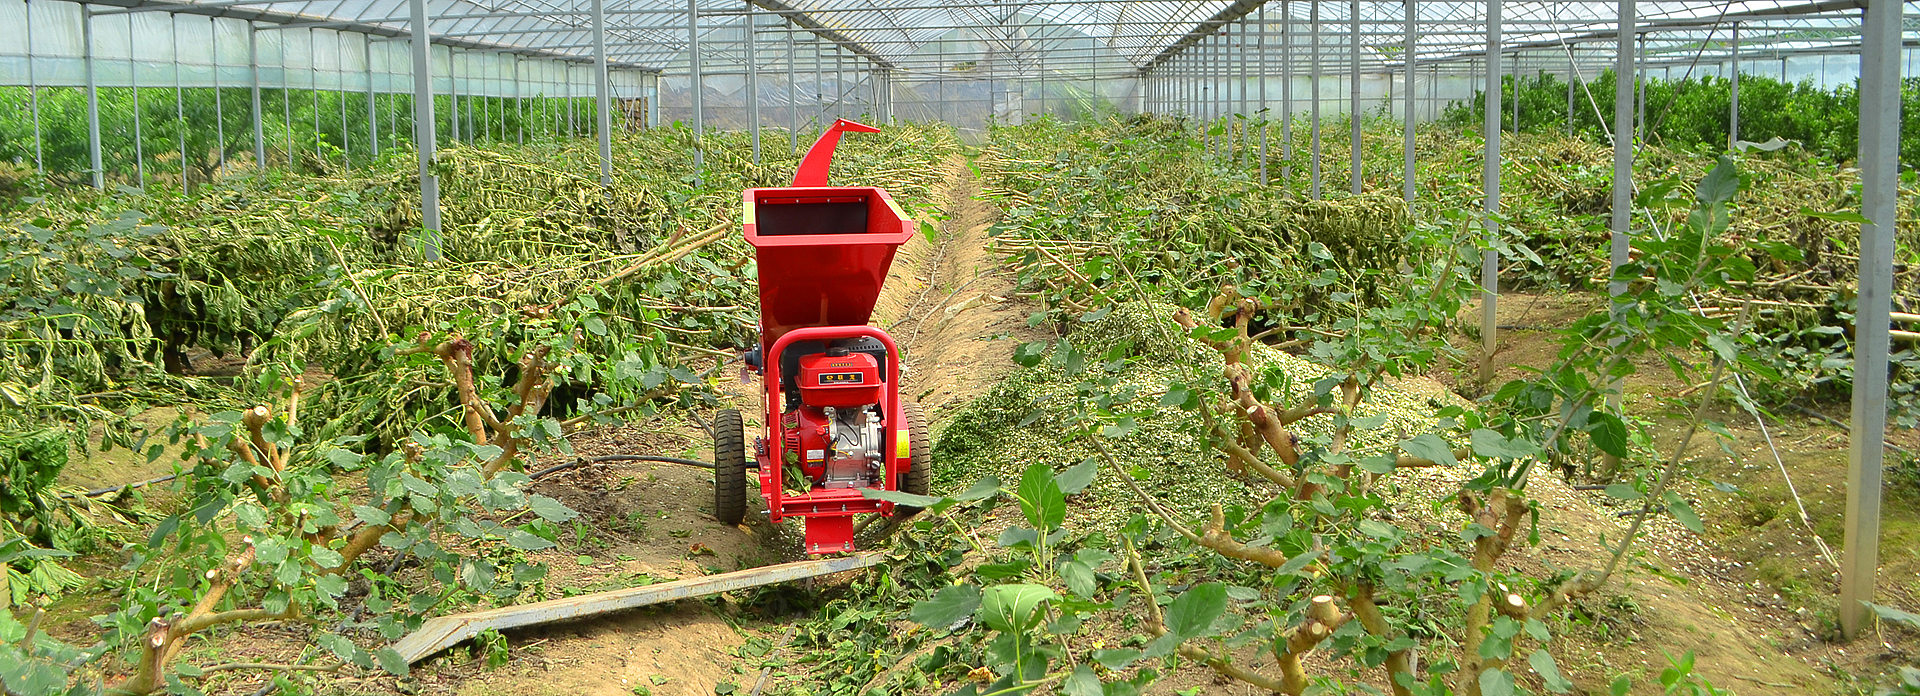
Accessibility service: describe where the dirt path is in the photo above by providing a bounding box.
[420,155,1049,696]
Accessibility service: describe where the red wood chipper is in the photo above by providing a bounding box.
[711,119,931,554]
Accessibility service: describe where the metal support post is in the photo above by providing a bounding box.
[1840,0,1899,640]
[85,6,102,188]
[1479,0,1502,384]
[1260,4,1269,184]
[1403,0,1415,202]
[129,17,145,188]
[212,16,225,175]
[369,38,380,156]
[1310,0,1322,199]
[173,19,187,182]
[408,0,441,258]
[686,0,703,181]
[786,22,797,153]
[745,3,759,164]
[1610,0,1633,301]
[1349,0,1361,194]
[593,0,612,187]
[26,0,43,175]
[250,22,263,169]
[1729,21,1740,147]
[1282,0,1292,184]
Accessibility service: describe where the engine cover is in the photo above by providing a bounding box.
[780,404,884,490]
[797,350,881,408]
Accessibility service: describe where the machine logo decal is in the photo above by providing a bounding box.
[896,432,909,459]
[818,372,865,384]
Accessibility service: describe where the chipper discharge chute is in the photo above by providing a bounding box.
[713,119,933,555]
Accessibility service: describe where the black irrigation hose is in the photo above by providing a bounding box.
[530,454,716,480]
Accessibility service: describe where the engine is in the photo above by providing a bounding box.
[777,345,888,490]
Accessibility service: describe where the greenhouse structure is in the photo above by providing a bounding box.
[1,0,1916,693]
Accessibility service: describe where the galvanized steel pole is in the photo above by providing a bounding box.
[1609,0,1633,299]
[745,3,760,164]
[1310,0,1322,199]
[1729,21,1740,147]
[786,22,796,153]
[1349,0,1361,195]
[85,6,102,188]
[1403,0,1415,202]
[250,21,263,170]
[686,0,703,182]
[26,0,42,175]
[1479,0,1501,383]
[593,0,613,187]
[1260,4,1269,185]
[1282,0,1292,184]
[407,0,441,258]
[1840,0,1899,640]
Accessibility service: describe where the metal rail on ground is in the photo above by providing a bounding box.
[389,552,884,664]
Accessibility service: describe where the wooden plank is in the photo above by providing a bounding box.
[390,552,884,664]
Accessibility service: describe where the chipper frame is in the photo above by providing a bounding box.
[712,119,931,554]
[380,122,925,664]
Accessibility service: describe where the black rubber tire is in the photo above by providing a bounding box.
[712,409,748,526]
[895,401,933,518]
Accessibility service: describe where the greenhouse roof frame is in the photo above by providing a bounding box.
[55,0,1918,79]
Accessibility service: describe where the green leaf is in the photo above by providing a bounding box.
[1277,549,1319,576]
[1799,206,1872,225]
[507,530,556,551]
[1357,520,1397,539]
[1055,459,1098,494]
[1529,650,1574,694]
[309,546,344,569]
[910,584,981,629]
[325,448,364,468]
[1865,602,1920,630]
[952,476,1002,501]
[352,505,392,526]
[1695,157,1740,205]
[400,472,437,498]
[526,495,579,523]
[862,488,945,509]
[1016,463,1066,531]
[1470,429,1540,460]
[920,220,940,243]
[376,647,410,676]
[1666,495,1706,534]
[1012,341,1050,368]
[1092,648,1141,671]
[979,584,1056,632]
[1611,675,1632,696]
[1478,668,1515,696]
[1165,582,1227,639]
[1603,483,1640,501]
[1398,433,1457,467]
[1063,665,1102,696]
[1062,560,1097,598]
[1588,411,1630,458]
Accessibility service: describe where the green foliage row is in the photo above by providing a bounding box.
[0,85,610,186]
[1437,69,1920,167]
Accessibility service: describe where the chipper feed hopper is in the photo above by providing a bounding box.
[712,119,931,555]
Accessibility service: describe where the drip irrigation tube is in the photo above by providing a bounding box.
[530,454,716,480]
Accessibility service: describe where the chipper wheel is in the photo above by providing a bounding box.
[713,409,748,526]
[894,401,933,519]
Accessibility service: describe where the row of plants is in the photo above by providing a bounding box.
[761,115,1908,695]
[0,121,960,693]
[1435,70,1920,168]
[0,85,624,186]
[1191,103,1920,427]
